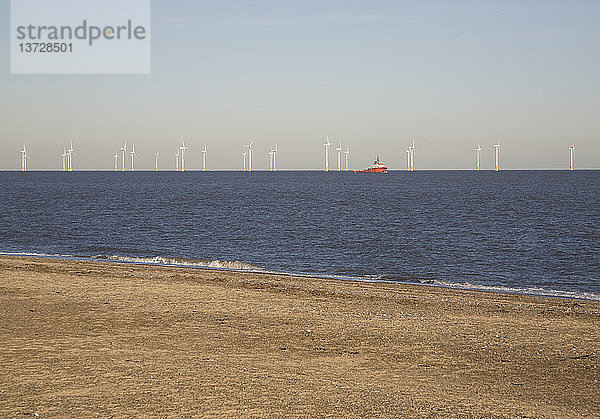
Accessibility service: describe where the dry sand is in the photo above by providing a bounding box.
[0,256,598,417]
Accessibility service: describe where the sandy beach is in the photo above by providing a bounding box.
[0,256,598,417]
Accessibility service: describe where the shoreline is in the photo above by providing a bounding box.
[1,255,599,416]
[2,252,599,302]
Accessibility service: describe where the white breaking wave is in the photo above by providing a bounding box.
[428,279,600,301]
[93,255,265,272]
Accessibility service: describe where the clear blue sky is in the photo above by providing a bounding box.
[1,0,599,170]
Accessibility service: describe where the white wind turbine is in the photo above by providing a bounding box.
[569,144,575,171]
[475,143,482,171]
[323,135,332,172]
[154,151,159,171]
[494,141,501,172]
[113,152,119,172]
[202,145,207,172]
[344,146,350,171]
[242,148,247,171]
[268,148,274,171]
[406,148,411,171]
[336,141,343,171]
[62,148,68,172]
[67,141,74,171]
[409,139,415,172]
[130,144,136,171]
[174,149,180,171]
[272,145,278,171]
[20,145,28,171]
[180,137,188,171]
[246,137,255,172]
[120,140,127,172]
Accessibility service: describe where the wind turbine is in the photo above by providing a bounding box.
[268,148,274,171]
[120,140,127,172]
[323,134,332,172]
[20,145,28,171]
[67,141,74,171]
[494,142,501,172]
[202,145,207,171]
[569,144,575,171]
[62,148,67,172]
[344,146,350,171]
[409,139,415,172]
[475,143,482,171]
[113,152,119,172]
[246,137,255,172]
[272,145,278,171]
[180,137,188,172]
[130,145,136,171]
[336,141,343,171]
[242,148,247,171]
[174,149,180,171]
[406,148,411,171]
[154,151,159,171]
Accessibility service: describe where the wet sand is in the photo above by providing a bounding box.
[0,256,598,417]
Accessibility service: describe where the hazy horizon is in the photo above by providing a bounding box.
[2,0,599,170]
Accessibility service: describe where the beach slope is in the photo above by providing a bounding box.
[0,256,598,417]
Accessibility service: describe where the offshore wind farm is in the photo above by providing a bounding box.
[14,138,585,172]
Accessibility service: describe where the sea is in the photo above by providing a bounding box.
[1,170,599,300]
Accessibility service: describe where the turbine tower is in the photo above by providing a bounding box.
[336,141,343,171]
[323,135,332,172]
[406,148,411,171]
[154,151,159,171]
[409,139,415,172]
[130,145,136,171]
[67,141,74,171]
[62,148,67,172]
[268,148,274,171]
[202,146,207,171]
[344,146,350,171]
[246,137,255,172]
[272,145,278,171]
[120,140,127,172]
[20,145,28,171]
[180,137,188,172]
[475,143,482,171]
[494,142,500,172]
[113,152,119,172]
[242,148,247,171]
[174,149,180,172]
[569,144,575,171]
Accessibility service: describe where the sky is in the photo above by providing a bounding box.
[1,0,599,170]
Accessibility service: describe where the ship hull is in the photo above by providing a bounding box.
[354,167,388,173]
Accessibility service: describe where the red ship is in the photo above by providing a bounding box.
[354,156,388,173]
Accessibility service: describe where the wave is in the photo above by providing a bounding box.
[91,254,265,272]
[425,279,600,301]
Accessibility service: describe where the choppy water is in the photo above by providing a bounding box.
[1,170,599,300]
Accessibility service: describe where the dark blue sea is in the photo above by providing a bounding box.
[1,171,599,300]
